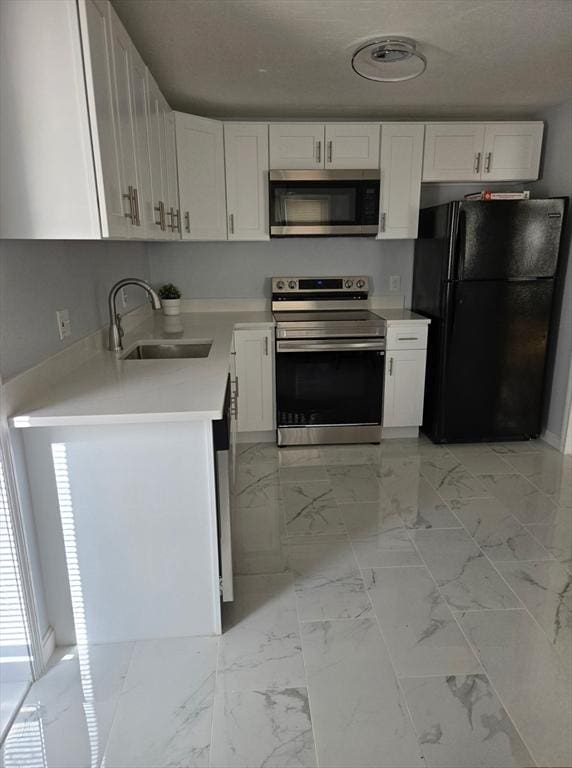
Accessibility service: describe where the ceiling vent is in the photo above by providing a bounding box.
[351,37,427,82]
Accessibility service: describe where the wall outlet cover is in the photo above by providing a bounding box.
[389,275,401,292]
[56,309,71,340]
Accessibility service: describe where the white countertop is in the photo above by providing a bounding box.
[373,308,431,323]
[11,306,428,429]
[12,312,274,428]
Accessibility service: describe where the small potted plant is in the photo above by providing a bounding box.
[158,284,182,316]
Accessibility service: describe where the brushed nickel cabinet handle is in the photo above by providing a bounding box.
[380,212,386,233]
[327,140,333,163]
[229,213,235,234]
[264,335,269,356]
[315,141,321,164]
[485,152,492,173]
[154,201,166,231]
[184,211,190,233]
[123,186,136,224]
[398,336,419,341]
[389,356,394,376]
[474,152,481,173]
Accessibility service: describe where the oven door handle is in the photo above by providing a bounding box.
[276,339,386,353]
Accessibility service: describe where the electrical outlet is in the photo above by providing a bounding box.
[56,309,71,340]
[389,275,401,293]
[121,287,128,308]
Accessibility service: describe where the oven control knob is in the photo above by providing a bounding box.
[288,280,297,290]
[345,280,354,289]
[356,279,365,289]
[276,280,285,290]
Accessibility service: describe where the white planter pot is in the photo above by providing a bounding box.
[162,298,181,316]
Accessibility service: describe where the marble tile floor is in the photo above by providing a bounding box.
[2,437,571,767]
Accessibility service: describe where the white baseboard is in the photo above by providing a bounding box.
[541,429,562,452]
[237,430,276,443]
[381,427,419,439]
[41,625,56,667]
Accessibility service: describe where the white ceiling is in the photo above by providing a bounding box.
[112,0,572,119]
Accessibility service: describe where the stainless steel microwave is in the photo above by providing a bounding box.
[269,170,380,237]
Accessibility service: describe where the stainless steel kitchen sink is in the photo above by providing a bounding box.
[122,342,212,360]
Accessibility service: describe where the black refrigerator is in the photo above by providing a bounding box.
[412,199,566,443]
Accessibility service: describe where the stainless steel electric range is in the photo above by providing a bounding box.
[272,276,385,446]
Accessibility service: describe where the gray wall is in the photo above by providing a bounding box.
[532,99,572,445]
[148,237,414,301]
[0,240,150,380]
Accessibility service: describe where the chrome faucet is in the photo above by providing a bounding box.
[108,278,161,351]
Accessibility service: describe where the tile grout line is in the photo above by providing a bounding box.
[357,552,428,766]
[420,447,572,767]
[98,639,138,765]
[289,537,325,768]
[207,636,221,768]
[444,459,571,657]
[402,525,540,768]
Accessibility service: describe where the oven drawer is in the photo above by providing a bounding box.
[386,324,428,350]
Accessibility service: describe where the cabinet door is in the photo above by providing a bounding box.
[269,124,324,169]
[379,124,424,239]
[107,3,141,235]
[80,0,130,237]
[423,123,485,182]
[1,0,101,238]
[129,47,152,236]
[482,122,543,181]
[325,123,380,169]
[224,123,269,241]
[234,329,274,433]
[175,113,227,240]
[383,349,427,428]
[164,110,181,239]
[146,73,169,238]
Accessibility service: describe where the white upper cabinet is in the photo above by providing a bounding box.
[423,122,543,182]
[106,3,141,234]
[269,124,324,169]
[164,111,181,238]
[79,0,132,237]
[234,329,275,433]
[270,123,380,169]
[422,123,485,182]
[146,73,170,238]
[175,113,227,241]
[224,123,270,241]
[129,45,153,237]
[378,124,424,239]
[0,0,101,238]
[481,122,544,181]
[325,124,380,169]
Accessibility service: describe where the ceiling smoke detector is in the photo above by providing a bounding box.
[352,37,427,82]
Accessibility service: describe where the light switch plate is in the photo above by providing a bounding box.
[389,275,401,292]
[56,309,71,340]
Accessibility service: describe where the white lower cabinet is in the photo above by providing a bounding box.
[233,329,275,433]
[383,320,430,432]
[383,348,427,428]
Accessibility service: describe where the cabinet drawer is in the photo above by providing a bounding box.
[386,324,428,350]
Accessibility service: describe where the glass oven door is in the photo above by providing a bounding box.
[276,339,384,427]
